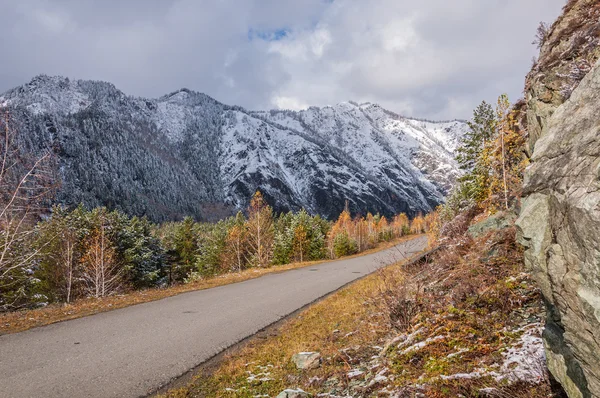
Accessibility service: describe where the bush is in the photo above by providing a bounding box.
[333,232,358,258]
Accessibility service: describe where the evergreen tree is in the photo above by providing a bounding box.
[170,217,198,282]
[455,101,497,204]
[333,232,357,258]
[196,218,232,276]
[118,216,166,288]
[34,206,86,303]
[306,214,327,261]
[272,212,294,265]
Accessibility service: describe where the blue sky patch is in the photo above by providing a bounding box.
[248,27,290,42]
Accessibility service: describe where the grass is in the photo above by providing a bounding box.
[0,234,421,336]
[160,248,425,398]
[159,222,560,398]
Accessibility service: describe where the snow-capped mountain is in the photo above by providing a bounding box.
[0,75,467,221]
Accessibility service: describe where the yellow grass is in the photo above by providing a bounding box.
[159,227,552,398]
[160,249,425,398]
[0,234,422,336]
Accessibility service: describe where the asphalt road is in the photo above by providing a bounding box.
[0,236,427,398]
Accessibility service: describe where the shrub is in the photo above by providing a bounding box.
[333,232,358,258]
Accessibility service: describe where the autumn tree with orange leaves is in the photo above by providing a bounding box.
[245,191,274,267]
[80,212,122,298]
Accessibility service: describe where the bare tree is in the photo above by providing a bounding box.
[245,191,274,267]
[0,111,54,309]
[80,220,122,298]
[532,21,550,49]
[58,225,78,303]
[225,223,246,272]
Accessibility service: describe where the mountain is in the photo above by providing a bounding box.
[0,75,467,221]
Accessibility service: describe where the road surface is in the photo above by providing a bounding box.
[0,236,427,398]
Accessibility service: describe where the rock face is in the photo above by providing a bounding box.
[517,59,600,397]
[523,0,600,156]
[518,2,600,396]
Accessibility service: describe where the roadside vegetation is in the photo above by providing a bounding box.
[0,111,430,331]
[0,234,418,335]
[161,223,554,397]
[159,94,566,397]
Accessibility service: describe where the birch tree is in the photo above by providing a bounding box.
[224,212,247,272]
[245,191,274,267]
[80,212,122,298]
[0,112,54,309]
[35,207,84,303]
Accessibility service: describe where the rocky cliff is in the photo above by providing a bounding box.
[523,0,600,156]
[517,2,600,395]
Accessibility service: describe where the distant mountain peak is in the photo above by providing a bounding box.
[1,76,467,221]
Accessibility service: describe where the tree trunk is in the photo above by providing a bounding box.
[501,128,509,210]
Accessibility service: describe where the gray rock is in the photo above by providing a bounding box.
[292,352,321,370]
[467,210,517,238]
[276,388,311,398]
[522,0,600,156]
[517,56,600,397]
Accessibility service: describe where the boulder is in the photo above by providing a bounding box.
[276,388,311,398]
[517,57,600,397]
[467,210,517,238]
[291,352,321,370]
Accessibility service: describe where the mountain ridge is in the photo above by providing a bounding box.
[1,75,468,221]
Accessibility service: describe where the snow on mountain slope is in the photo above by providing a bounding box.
[0,75,467,221]
[220,110,407,217]
[252,102,467,201]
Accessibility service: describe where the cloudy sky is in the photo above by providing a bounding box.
[0,0,565,119]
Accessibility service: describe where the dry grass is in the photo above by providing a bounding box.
[0,235,420,336]
[382,227,557,397]
[161,250,425,398]
[159,220,561,398]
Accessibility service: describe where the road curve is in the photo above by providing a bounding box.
[0,236,428,398]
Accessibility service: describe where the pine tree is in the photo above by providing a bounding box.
[455,101,497,204]
[171,216,198,282]
[307,214,327,261]
[119,216,165,288]
[196,219,231,276]
[272,212,294,265]
[333,231,357,258]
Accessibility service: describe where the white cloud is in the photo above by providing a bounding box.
[0,0,567,119]
[261,0,566,118]
[272,96,310,110]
